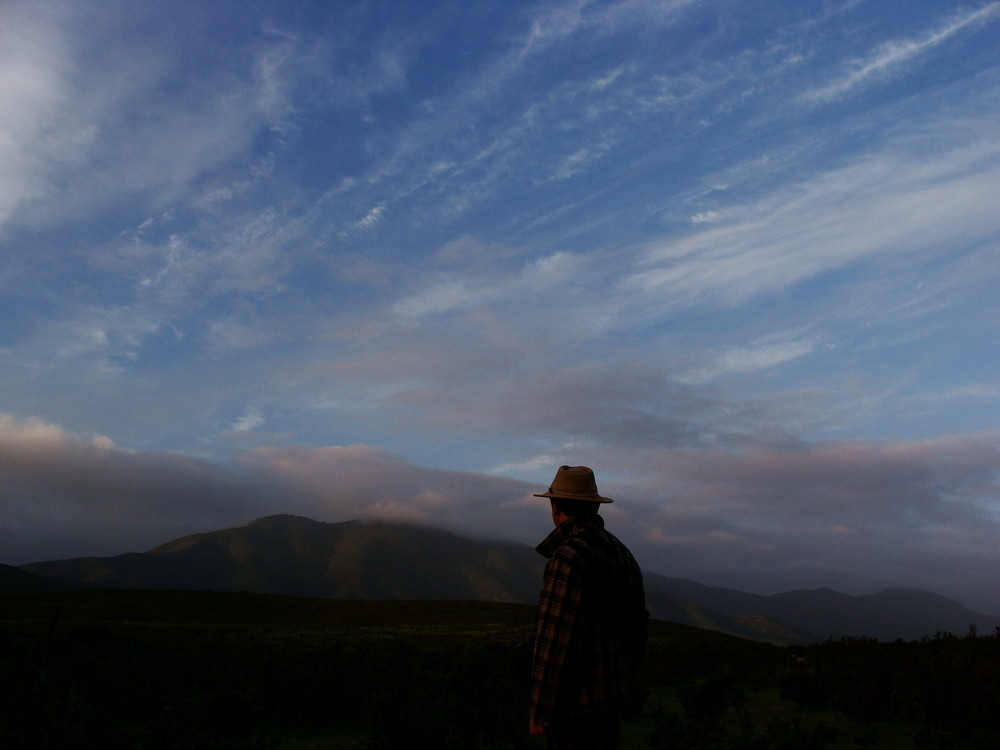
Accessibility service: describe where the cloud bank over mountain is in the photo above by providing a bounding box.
[3,414,998,613]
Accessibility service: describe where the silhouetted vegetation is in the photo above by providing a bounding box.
[774,630,1000,749]
[1,591,998,748]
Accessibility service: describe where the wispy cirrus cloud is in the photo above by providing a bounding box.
[1,25,296,234]
[801,2,1000,104]
[678,335,818,384]
[0,4,78,227]
[622,129,1000,317]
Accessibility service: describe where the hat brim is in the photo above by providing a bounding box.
[533,491,614,503]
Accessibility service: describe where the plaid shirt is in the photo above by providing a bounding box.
[530,514,648,728]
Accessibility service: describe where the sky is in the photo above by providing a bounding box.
[1,0,999,613]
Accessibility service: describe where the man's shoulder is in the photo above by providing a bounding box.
[544,517,638,563]
[553,525,615,559]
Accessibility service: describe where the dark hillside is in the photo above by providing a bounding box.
[763,587,992,641]
[17,516,999,642]
[21,515,544,603]
[649,576,1000,642]
[3,590,998,749]
[12,517,817,643]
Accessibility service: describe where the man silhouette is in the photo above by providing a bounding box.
[529,465,648,749]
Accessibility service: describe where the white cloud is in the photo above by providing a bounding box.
[392,277,478,317]
[231,408,265,433]
[621,132,1000,317]
[801,3,1000,104]
[690,210,722,224]
[0,1,301,234]
[0,4,75,227]
[679,337,817,384]
[354,204,386,232]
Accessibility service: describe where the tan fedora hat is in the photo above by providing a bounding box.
[533,465,613,503]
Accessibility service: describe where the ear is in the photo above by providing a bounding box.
[550,499,569,527]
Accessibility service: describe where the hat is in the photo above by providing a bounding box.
[533,465,613,503]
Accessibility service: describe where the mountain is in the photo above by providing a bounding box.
[642,579,816,644]
[19,516,544,603]
[647,576,1000,642]
[14,515,805,642]
[14,515,998,643]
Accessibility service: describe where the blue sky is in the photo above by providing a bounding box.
[2,0,999,612]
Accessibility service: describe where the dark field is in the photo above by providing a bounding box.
[1,590,998,749]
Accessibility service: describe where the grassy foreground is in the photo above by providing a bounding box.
[1,590,998,749]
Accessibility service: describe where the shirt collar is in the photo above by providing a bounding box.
[535,514,605,558]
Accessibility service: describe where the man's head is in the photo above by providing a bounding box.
[534,465,612,524]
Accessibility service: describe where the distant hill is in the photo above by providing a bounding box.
[647,576,1000,642]
[14,515,998,643]
[17,515,782,639]
[20,516,544,603]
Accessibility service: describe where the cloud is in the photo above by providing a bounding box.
[296,0,707,239]
[801,3,1000,104]
[0,413,539,564]
[678,334,817,384]
[231,408,265,433]
[354,205,386,232]
[0,1,301,234]
[0,2,77,227]
[622,131,1000,317]
[617,432,1000,610]
[690,210,723,225]
[238,444,535,530]
[0,413,261,562]
[392,277,478,318]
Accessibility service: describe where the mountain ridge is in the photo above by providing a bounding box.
[647,574,998,642]
[14,514,999,643]
[20,515,544,604]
